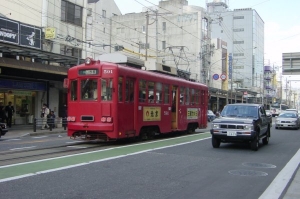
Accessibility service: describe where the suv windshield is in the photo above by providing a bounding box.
[221,105,258,118]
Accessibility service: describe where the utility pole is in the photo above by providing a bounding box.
[145,11,149,61]
[230,12,234,104]
[155,10,158,63]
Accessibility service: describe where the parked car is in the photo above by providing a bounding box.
[207,110,216,122]
[0,122,8,138]
[275,111,300,130]
[285,109,298,113]
[265,110,272,117]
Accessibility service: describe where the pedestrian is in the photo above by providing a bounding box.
[47,110,56,129]
[0,102,7,123]
[41,103,50,130]
[5,101,15,128]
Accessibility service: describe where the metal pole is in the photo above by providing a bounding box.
[145,11,149,61]
[155,10,158,63]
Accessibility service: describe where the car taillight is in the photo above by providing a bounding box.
[101,117,107,122]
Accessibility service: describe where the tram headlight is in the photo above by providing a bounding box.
[85,57,92,65]
[106,117,113,123]
[101,117,107,123]
[67,116,76,122]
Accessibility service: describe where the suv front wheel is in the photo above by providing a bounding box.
[212,136,221,148]
[251,134,259,151]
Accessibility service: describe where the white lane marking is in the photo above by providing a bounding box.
[66,141,84,144]
[67,146,87,149]
[32,136,48,139]
[10,146,37,151]
[259,148,300,199]
[4,139,21,141]
[20,133,30,137]
[0,134,211,183]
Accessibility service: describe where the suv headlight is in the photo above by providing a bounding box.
[244,125,253,130]
[212,124,220,129]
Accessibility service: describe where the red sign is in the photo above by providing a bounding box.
[63,78,69,88]
[220,74,227,80]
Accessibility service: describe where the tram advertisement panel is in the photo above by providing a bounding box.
[143,107,161,121]
[187,108,198,119]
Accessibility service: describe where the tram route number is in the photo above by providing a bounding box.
[103,69,113,74]
[187,108,198,119]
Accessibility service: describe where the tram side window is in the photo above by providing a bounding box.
[156,82,162,104]
[148,81,155,103]
[180,87,184,105]
[139,80,146,102]
[125,78,134,102]
[195,89,200,105]
[190,88,195,105]
[185,87,190,105]
[101,78,113,101]
[164,84,170,104]
[70,80,78,101]
[81,79,98,100]
[118,77,123,102]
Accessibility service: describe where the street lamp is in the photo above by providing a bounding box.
[207,57,225,87]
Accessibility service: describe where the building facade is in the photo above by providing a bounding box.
[110,0,211,83]
[207,0,264,95]
[0,0,120,124]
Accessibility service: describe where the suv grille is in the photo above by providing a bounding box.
[220,124,244,129]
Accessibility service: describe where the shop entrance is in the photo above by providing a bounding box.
[0,90,36,125]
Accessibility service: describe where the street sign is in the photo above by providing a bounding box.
[212,74,219,80]
[220,74,227,80]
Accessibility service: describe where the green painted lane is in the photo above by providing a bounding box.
[0,132,211,181]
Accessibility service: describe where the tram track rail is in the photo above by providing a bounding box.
[0,142,111,166]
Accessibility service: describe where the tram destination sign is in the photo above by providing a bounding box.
[79,69,98,75]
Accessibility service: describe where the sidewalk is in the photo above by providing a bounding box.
[2,124,299,199]
[3,124,67,139]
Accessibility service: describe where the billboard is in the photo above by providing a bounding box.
[0,17,19,45]
[20,23,41,49]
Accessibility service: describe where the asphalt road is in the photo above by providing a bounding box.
[0,125,299,199]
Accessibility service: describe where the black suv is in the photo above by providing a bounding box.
[210,104,272,151]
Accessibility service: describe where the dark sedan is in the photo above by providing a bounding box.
[207,110,216,122]
[0,122,8,138]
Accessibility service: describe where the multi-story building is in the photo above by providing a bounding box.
[110,0,212,83]
[0,0,120,124]
[207,0,264,96]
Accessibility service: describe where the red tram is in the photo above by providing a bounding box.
[66,57,208,141]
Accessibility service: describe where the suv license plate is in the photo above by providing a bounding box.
[227,131,237,136]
